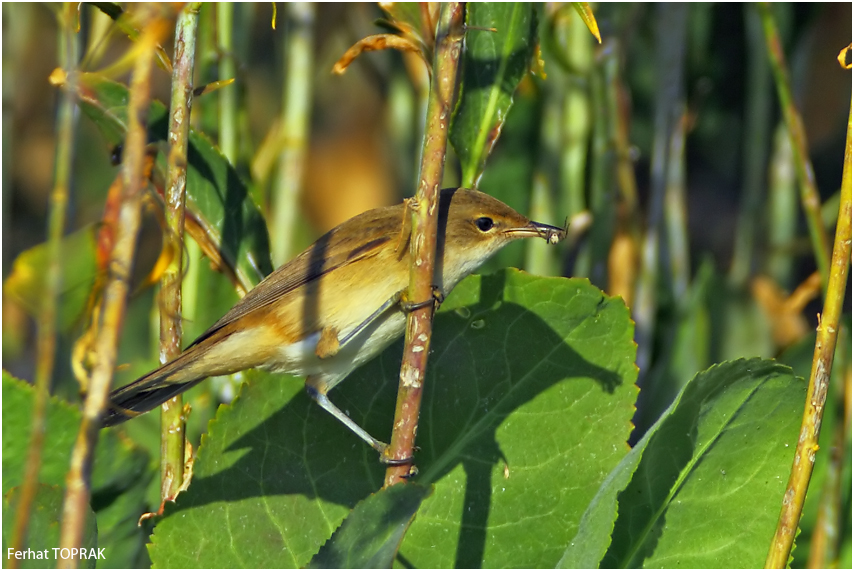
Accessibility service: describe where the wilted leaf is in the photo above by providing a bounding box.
[333,34,428,75]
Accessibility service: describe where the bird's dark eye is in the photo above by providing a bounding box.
[475,217,495,232]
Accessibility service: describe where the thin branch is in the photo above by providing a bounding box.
[159,1,201,506]
[57,6,167,567]
[384,3,465,486]
[7,4,78,568]
[765,100,852,568]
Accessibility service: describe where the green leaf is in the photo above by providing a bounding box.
[149,270,638,568]
[451,3,537,187]
[570,2,601,43]
[600,358,804,568]
[72,72,273,291]
[1,372,153,568]
[2,226,98,332]
[3,484,97,569]
[308,483,432,568]
[558,403,666,568]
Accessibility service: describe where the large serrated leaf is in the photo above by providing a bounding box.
[149,270,637,568]
[71,72,273,292]
[450,3,537,187]
[600,358,804,568]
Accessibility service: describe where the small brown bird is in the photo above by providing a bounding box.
[103,188,565,456]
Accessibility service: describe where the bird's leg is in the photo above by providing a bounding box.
[399,286,445,313]
[305,377,411,465]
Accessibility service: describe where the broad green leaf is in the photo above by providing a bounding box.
[601,358,804,568]
[451,3,537,187]
[71,72,273,292]
[1,372,152,569]
[558,400,669,568]
[150,270,638,568]
[308,483,432,568]
[3,226,98,332]
[3,484,97,569]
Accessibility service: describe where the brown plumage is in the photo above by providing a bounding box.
[103,188,566,453]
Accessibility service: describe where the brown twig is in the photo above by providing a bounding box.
[57,6,167,567]
[765,100,852,568]
[7,5,78,568]
[159,1,201,507]
[384,3,465,486]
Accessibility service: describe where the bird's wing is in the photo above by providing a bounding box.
[189,204,407,347]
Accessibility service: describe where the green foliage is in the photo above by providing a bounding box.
[148,271,638,568]
[2,373,152,568]
[3,3,849,569]
[73,72,273,291]
[3,485,97,570]
[451,3,537,187]
[2,227,98,332]
[308,483,432,568]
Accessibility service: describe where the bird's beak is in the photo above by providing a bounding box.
[504,220,567,244]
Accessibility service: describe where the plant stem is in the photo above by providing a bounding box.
[7,5,78,568]
[272,2,314,265]
[58,6,166,566]
[807,339,850,568]
[634,3,687,377]
[729,5,772,287]
[217,2,237,164]
[765,100,852,568]
[766,124,798,287]
[384,3,465,486]
[159,1,200,505]
[758,3,832,290]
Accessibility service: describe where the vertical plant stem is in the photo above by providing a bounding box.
[585,48,616,289]
[272,2,314,265]
[559,5,592,222]
[633,3,687,376]
[607,38,640,306]
[217,2,237,163]
[384,3,465,486]
[524,174,560,276]
[664,111,689,300]
[729,5,772,287]
[159,2,200,504]
[758,2,832,289]
[765,101,852,568]
[807,339,850,568]
[7,5,77,568]
[766,124,798,287]
[58,6,166,566]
